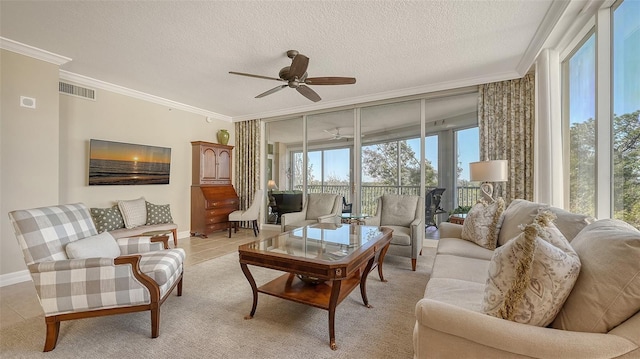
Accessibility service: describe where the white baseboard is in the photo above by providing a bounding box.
[0,269,31,287]
[178,230,191,240]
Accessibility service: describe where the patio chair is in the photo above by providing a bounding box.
[425,188,447,228]
[364,193,423,271]
[342,196,352,213]
[281,193,342,232]
[228,189,264,237]
[8,203,185,351]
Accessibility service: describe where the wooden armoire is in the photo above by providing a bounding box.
[190,141,239,237]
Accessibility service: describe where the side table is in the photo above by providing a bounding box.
[340,213,369,225]
[449,214,467,225]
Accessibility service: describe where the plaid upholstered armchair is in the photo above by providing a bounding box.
[8,203,185,352]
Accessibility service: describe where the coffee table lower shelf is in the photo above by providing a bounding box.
[257,272,362,311]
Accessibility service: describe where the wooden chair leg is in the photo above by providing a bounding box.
[228,222,232,238]
[43,317,60,352]
[151,306,160,338]
[177,276,183,297]
[171,228,178,247]
[252,220,258,237]
[235,222,239,233]
[411,258,417,271]
[255,220,260,233]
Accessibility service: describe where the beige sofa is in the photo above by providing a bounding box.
[414,200,640,358]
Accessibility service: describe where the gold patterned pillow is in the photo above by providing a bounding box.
[461,197,505,250]
[482,211,581,326]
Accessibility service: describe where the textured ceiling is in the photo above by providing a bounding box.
[0,1,556,121]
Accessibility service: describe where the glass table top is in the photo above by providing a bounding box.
[241,223,387,262]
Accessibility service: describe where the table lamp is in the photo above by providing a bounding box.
[267,180,278,204]
[469,160,508,201]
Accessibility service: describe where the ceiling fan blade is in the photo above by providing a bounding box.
[296,85,321,102]
[289,54,309,79]
[305,77,356,85]
[255,85,287,98]
[229,71,284,82]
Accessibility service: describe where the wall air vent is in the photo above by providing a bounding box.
[59,82,96,100]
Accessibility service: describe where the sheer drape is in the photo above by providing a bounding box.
[478,73,535,203]
[234,119,261,227]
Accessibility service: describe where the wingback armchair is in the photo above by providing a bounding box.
[8,203,185,351]
[364,194,423,271]
[281,193,342,232]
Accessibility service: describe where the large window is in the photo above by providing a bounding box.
[456,127,480,207]
[565,33,597,217]
[612,0,640,228]
[561,0,639,228]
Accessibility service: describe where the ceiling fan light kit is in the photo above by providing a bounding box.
[229,50,356,102]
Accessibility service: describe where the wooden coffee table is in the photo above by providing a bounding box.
[238,223,393,350]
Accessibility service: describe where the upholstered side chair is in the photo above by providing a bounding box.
[228,189,264,237]
[8,203,185,352]
[364,193,424,271]
[281,193,342,232]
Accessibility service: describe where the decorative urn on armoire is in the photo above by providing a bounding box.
[217,129,230,145]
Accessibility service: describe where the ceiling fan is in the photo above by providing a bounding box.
[324,127,354,140]
[229,50,356,102]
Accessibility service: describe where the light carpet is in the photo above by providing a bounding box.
[0,248,435,358]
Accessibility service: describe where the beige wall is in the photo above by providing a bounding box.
[1,50,60,275]
[1,49,234,277]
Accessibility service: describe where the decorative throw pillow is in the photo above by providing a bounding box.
[483,211,581,327]
[552,219,640,333]
[146,201,174,225]
[90,205,125,233]
[498,199,549,246]
[65,232,121,259]
[548,206,596,242]
[117,197,147,229]
[461,197,505,250]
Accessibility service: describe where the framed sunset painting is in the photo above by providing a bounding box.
[89,139,171,185]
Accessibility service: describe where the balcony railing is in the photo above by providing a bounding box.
[294,184,481,215]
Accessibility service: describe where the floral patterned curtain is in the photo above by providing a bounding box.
[234,119,260,227]
[478,73,535,203]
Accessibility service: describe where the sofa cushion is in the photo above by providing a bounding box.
[305,194,337,220]
[483,211,581,327]
[436,238,494,261]
[552,219,640,333]
[90,205,125,233]
[431,254,490,284]
[549,206,595,241]
[145,201,174,225]
[498,199,549,246]
[461,198,505,250]
[65,232,121,259]
[380,194,419,227]
[424,278,486,312]
[117,197,147,229]
[109,223,177,239]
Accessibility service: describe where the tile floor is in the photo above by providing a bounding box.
[0,225,439,330]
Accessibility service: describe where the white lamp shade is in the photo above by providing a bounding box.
[469,160,509,182]
[267,180,278,190]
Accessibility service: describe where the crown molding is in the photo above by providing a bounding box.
[516,0,572,75]
[0,37,71,65]
[231,70,520,122]
[59,70,232,122]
